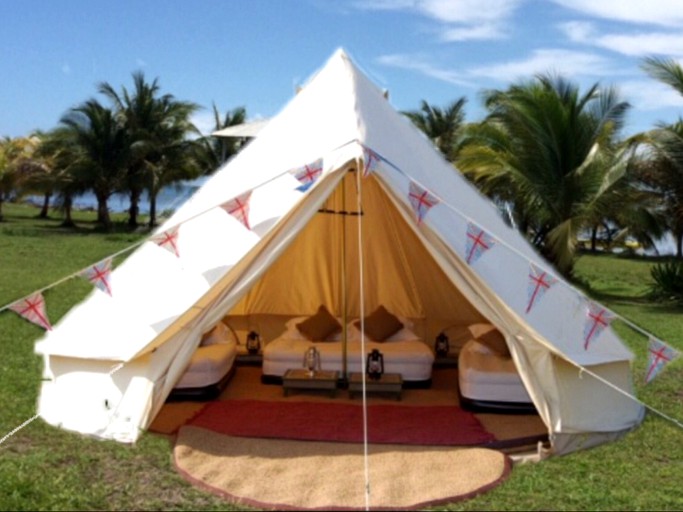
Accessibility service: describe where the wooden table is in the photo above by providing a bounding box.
[348,372,403,401]
[282,369,339,397]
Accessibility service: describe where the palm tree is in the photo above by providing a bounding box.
[403,98,467,161]
[60,99,129,230]
[99,72,200,228]
[456,74,633,275]
[641,56,683,258]
[0,136,37,221]
[195,103,247,173]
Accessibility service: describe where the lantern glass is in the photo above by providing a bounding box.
[367,349,384,380]
[246,331,261,355]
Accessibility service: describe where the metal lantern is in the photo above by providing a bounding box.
[303,346,321,376]
[367,349,384,380]
[246,331,261,355]
[435,332,450,357]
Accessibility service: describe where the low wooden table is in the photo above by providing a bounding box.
[348,372,403,401]
[282,369,339,398]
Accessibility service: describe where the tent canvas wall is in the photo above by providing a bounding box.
[35,49,644,454]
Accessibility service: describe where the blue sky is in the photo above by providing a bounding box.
[4,0,683,139]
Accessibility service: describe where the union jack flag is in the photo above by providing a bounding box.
[9,292,52,331]
[361,144,381,177]
[291,158,323,192]
[526,263,557,314]
[465,222,495,265]
[583,302,614,350]
[645,337,679,383]
[408,181,439,224]
[152,226,181,258]
[220,191,252,230]
[79,258,113,296]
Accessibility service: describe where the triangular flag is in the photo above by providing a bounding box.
[220,191,252,230]
[645,337,679,383]
[583,302,614,350]
[9,292,52,331]
[408,181,439,224]
[526,263,558,314]
[291,158,323,192]
[465,222,495,264]
[361,144,381,177]
[79,258,113,296]
[152,226,181,258]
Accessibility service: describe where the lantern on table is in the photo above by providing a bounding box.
[303,346,321,376]
[435,332,449,357]
[246,331,261,355]
[367,349,384,380]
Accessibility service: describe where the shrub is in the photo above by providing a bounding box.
[650,260,683,303]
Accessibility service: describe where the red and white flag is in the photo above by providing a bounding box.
[291,158,323,192]
[80,258,113,296]
[645,337,679,384]
[362,145,381,177]
[220,191,252,230]
[9,292,52,331]
[526,263,557,313]
[408,181,439,224]
[152,226,181,258]
[465,222,495,265]
[583,302,614,350]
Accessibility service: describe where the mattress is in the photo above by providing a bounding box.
[263,337,435,382]
[458,339,531,403]
[174,341,237,389]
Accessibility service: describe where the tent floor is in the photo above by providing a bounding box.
[156,366,547,451]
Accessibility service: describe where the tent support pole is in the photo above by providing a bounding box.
[341,172,348,385]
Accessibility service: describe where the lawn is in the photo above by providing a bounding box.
[0,203,682,511]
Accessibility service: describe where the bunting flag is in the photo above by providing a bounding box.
[645,337,679,384]
[465,222,495,265]
[408,181,439,224]
[9,292,52,331]
[152,226,181,258]
[291,158,323,192]
[79,258,113,296]
[583,302,614,350]
[526,263,558,314]
[362,144,381,177]
[220,191,252,230]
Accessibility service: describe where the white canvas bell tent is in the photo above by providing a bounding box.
[35,48,644,454]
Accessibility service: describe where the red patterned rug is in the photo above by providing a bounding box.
[188,399,496,445]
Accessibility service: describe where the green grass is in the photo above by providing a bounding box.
[1,203,682,511]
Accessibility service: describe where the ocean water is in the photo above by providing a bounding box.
[28,179,204,214]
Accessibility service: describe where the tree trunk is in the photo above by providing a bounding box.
[61,195,75,228]
[677,232,683,259]
[39,192,51,218]
[128,188,141,228]
[590,226,598,253]
[148,190,157,229]
[96,192,112,231]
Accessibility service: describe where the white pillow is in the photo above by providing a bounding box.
[200,322,237,346]
[383,325,420,342]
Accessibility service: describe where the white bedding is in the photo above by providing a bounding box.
[458,339,531,403]
[263,321,434,382]
[174,340,237,389]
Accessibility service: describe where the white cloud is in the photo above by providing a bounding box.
[355,0,521,41]
[440,23,505,42]
[376,53,475,87]
[551,0,683,28]
[190,111,216,136]
[560,21,683,57]
[467,49,619,82]
[61,63,71,75]
[620,79,683,111]
[136,58,148,68]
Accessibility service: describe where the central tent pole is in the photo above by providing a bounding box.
[341,172,348,384]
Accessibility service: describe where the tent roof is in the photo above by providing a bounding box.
[212,119,269,138]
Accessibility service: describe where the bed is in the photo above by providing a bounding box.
[262,306,435,387]
[457,329,535,413]
[169,321,238,400]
